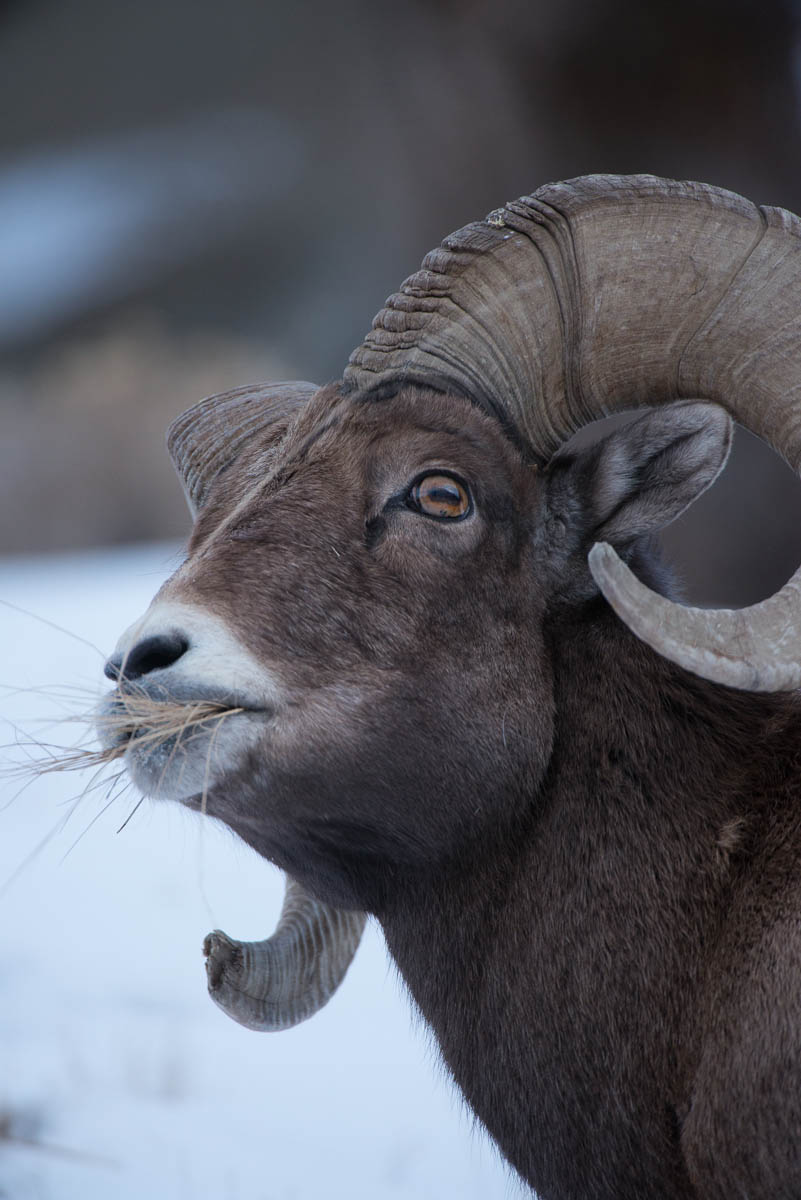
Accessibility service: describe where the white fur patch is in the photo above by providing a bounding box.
[105,601,281,800]
[111,600,282,709]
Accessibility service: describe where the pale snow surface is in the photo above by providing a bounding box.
[0,543,526,1199]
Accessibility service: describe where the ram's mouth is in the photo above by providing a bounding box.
[96,684,268,801]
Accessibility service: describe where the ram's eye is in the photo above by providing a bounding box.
[408,474,471,520]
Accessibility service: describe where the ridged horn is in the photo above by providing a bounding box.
[345,173,801,692]
[167,380,319,514]
[203,878,367,1031]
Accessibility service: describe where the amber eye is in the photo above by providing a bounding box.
[408,473,472,520]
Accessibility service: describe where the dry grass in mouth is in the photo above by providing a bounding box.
[1,604,243,785]
[13,692,245,781]
[0,689,246,891]
[1,606,246,877]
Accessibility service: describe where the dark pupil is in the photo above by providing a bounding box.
[416,476,466,517]
[428,483,459,505]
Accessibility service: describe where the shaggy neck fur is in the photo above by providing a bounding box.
[379,603,801,1200]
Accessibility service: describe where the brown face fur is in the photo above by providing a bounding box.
[158,386,555,910]
[107,384,800,1195]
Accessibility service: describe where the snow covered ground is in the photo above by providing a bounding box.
[0,543,526,1199]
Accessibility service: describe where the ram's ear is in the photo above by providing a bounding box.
[168,381,319,515]
[579,401,733,546]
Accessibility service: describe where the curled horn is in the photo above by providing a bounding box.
[346,173,801,692]
[168,381,368,1029]
[167,380,320,512]
[204,880,367,1031]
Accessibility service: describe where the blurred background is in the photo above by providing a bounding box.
[5,3,801,1196]
[2,0,801,598]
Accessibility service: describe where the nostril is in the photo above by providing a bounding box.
[105,633,190,682]
[103,656,123,682]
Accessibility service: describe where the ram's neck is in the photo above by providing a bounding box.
[379,606,801,1199]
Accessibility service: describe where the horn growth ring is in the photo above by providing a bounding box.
[346,174,801,691]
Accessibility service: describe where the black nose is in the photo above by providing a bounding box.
[104,633,189,682]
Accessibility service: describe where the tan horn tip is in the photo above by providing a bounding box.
[203,881,367,1032]
[589,541,801,693]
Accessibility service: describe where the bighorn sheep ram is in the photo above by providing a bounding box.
[101,175,801,1199]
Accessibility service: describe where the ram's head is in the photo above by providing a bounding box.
[99,174,801,1031]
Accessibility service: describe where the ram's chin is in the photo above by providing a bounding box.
[123,739,208,800]
[116,711,266,803]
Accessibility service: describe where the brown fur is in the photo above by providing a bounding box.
[130,385,801,1198]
